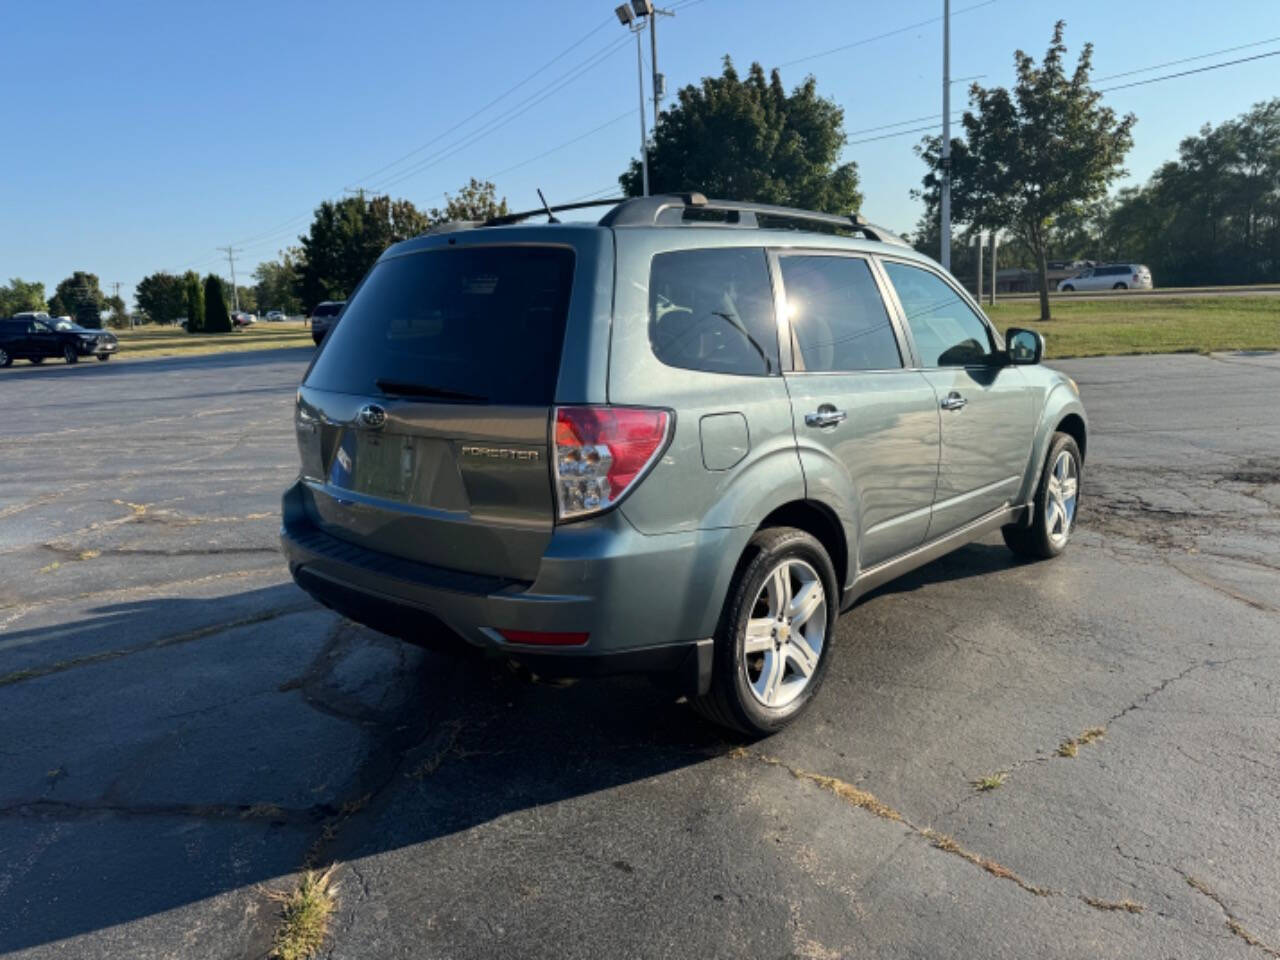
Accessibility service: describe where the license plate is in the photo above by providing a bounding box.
[329,430,419,500]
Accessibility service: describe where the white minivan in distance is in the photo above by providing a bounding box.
[1058,263,1153,292]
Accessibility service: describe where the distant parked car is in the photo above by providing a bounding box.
[266,310,287,322]
[308,300,345,346]
[232,311,257,328]
[0,316,118,366]
[1058,264,1153,292]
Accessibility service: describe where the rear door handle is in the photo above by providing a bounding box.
[940,392,968,411]
[804,406,847,428]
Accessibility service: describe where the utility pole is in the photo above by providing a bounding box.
[989,233,998,307]
[648,5,674,136]
[218,246,243,312]
[940,0,951,271]
[974,234,983,304]
[109,281,131,329]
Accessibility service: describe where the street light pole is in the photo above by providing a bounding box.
[940,0,951,271]
[634,25,649,196]
[615,5,649,196]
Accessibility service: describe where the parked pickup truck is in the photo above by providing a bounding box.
[0,315,118,366]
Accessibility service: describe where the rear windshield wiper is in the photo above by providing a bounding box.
[375,379,488,404]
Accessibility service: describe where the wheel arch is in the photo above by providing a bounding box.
[755,499,849,597]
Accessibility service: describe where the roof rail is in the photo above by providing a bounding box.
[483,197,628,227]
[597,193,909,245]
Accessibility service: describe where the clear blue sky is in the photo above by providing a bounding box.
[5,0,1278,308]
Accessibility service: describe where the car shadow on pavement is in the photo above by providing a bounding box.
[859,541,1028,602]
[0,582,725,953]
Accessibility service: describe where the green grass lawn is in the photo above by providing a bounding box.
[113,322,313,358]
[985,296,1280,359]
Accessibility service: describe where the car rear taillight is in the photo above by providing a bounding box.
[553,406,671,520]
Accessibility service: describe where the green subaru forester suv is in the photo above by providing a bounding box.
[282,193,1086,735]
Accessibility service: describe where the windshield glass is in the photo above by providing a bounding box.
[305,246,575,405]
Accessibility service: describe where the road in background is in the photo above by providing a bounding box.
[1,350,1277,959]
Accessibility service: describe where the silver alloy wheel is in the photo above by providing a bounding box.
[1045,448,1079,548]
[742,558,827,709]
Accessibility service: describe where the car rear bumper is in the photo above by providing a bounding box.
[280,481,724,695]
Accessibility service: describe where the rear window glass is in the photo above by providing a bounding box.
[312,303,343,317]
[305,247,575,405]
[649,248,779,376]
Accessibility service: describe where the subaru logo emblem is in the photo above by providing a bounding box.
[358,404,387,429]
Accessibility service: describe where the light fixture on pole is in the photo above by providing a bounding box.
[615,4,649,196]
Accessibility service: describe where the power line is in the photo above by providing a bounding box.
[370,32,633,192]
[1098,49,1280,92]
[847,46,1280,146]
[1092,35,1280,83]
[353,14,617,186]
[777,0,996,69]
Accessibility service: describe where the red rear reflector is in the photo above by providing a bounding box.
[497,629,589,646]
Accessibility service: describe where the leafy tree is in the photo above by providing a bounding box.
[252,250,304,315]
[104,295,129,329]
[184,270,205,333]
[135,271,188,324]
[203,274,232,332]
[915,21,1135,319]
[235,286,257,312]
[0,278,47,315]
[49,271,107,324]
[619,57,862,214]
[294,193,431,309]
[1103,99,1280,286]
[427,178,510,223]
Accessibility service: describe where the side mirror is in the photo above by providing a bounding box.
[1006,327,1043,365]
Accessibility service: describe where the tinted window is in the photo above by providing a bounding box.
[313,302,343,318]
[649,248,779,376]
[882,260,995,367]
[305,247,574,405]
[779,255,902,372]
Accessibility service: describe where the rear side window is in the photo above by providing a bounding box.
[649,248,779,376]
[779,255,902,372]
[882,260,994,367]
[305,246,575,405]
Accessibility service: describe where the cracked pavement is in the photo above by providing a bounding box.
[1,348,1278,959]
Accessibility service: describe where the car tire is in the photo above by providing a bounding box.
[97,354,110,362]
[1112,282,1127,290]
[1002,432,1082,560]
[693,526,838,737]
[0,348,11,368]
[1061,284,1074,292]
[29,356,43,365]
[63,345,78,364]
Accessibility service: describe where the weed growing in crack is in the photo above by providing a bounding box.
[1057,739,1080,757]
[971,772,1008,792]
[263,865,338,960]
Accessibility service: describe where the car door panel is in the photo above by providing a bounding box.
[878,258,1035,538]
[773,251,941,576]
[918,365,1033,535]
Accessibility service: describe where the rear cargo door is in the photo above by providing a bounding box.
[296,244,577,582]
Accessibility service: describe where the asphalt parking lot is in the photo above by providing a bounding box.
[1,347,1277,960]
